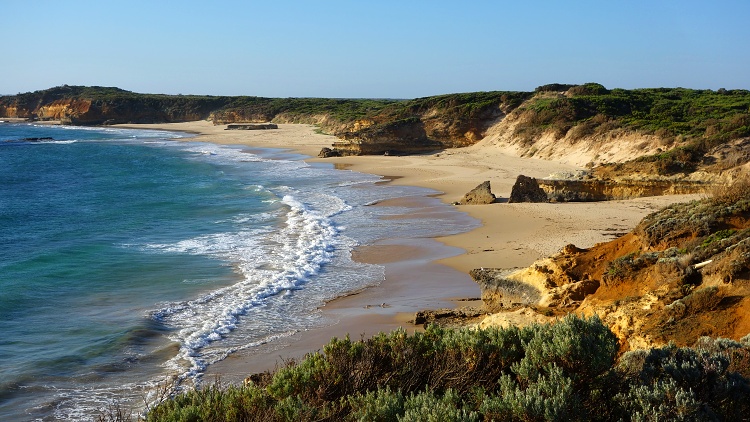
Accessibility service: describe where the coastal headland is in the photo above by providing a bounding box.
[113,121,700,380]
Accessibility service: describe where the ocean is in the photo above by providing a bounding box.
[0,123,477,420]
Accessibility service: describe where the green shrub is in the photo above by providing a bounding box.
[273,395,319,421]
[348,387,404,422]
[513,314,618,384]
[626,378,703,421]
[141,317,750,422]
[144,384,275,422]
[568,83,610,96]
[481,365,578,421]
[268,352,332,400]
[400,389,479,422]
[615,343,750,420]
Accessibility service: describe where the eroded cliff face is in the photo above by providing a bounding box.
[479,98,669,168]
[210,109,275,125]
[0,105,31,118]
[505,172,717,203]
[473,186,750,351]
[0,86,229,125]
[539,178,714,201]
[37,99,93,123]
[322,94,516,156]
[332,118,440,155]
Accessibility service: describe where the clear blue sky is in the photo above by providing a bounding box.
[2,0,749,98]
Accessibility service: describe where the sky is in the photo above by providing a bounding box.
[2,0,749,98]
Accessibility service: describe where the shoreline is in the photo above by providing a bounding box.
[112,121,700,380]
[114,121,486,380]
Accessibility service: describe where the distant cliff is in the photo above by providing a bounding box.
[0,85,229,125]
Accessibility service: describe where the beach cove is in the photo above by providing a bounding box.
[115,121,697,383]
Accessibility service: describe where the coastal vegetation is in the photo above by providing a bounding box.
[527,83,750,142]
[518,84,750,175]
[131,315,750,421]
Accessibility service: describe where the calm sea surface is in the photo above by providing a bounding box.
[0,123,477,420]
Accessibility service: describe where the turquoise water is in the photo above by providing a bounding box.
[0,123,477,420]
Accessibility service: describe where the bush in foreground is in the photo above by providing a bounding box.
[142,315,750,421]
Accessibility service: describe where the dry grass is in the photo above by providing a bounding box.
[711,172,750,206]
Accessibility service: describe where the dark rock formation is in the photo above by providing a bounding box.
[20,137,54,142]
[413,306,485,328]
[225,123,278,130]
[508,175,548,203]
[318,147,341,158]
[456,181,496,205]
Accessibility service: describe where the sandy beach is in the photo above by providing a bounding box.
[116,121,699,382]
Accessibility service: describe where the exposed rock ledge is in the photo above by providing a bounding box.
[225,123,278,130]
[540,178,714,201]
[509,173,715,203]
[412,305,485,328]
[470,259,600,313]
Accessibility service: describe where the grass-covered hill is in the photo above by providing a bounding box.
[3,84,750,176]
[0,85,400,126]
[521,83,750,147]
[522,84,750,176]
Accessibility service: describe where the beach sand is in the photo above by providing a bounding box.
[116,121,699,382]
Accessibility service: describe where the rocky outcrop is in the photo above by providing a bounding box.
[470,268,542,312]
[508,175,548,203]
[318,147,341,158]
[475,182,750,351]
[470,255,601,313]
[477,307,553,330]
[455,181,496,205]
[225,123,278,130]
[330,118,442,156]
[506,172,715,203]
[413,306,485,328]
[539,178,714,201]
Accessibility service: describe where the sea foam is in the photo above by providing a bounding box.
[148,187,347,380]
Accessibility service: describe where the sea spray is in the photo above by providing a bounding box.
[149,189,347,382]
